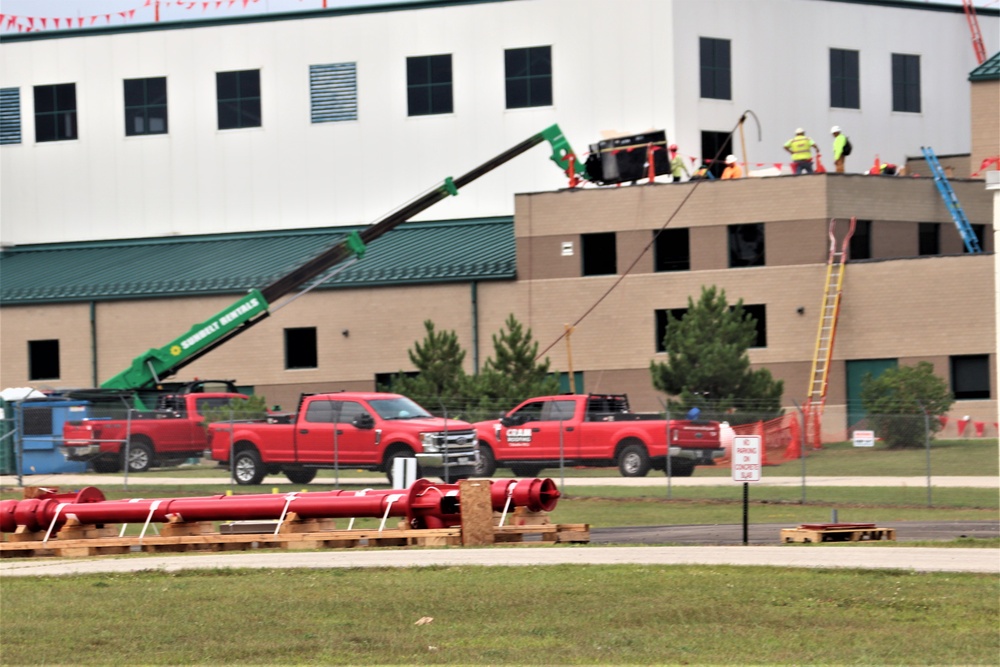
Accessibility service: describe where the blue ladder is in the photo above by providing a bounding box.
[920,146,982,253]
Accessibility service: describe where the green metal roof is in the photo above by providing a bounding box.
[0,217,515,305]
[969,52,1000,81]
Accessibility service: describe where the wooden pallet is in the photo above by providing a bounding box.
[781,523,896,543]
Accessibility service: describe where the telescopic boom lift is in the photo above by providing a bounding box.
[102,125,585,391]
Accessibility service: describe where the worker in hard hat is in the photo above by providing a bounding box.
[721,154,743,179]
[831,126,847,173]
[668,143,690,181]
[783,128,819,175]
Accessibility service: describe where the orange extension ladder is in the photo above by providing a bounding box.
[802,217,856,448]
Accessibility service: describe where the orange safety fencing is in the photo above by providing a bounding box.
[716,414,802,467]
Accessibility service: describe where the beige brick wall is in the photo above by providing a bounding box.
[970,80,1000,177]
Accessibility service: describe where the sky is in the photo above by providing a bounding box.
[0,0,995,35]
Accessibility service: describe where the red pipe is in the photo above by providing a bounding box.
[0,478,560,533]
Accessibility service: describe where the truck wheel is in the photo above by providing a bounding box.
[385,449,419,486]
[125,442,154,473]
[233,449,265,485]
[509,464,544,477]
[474,445,497,477]
[284,469,317,484]
[666,459,695,477]
[618,444,651,477]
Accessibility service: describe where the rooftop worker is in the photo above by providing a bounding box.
[783,128,819,175]
[668,143,690,182]
[831,126,847,173]
[721,154,743,179]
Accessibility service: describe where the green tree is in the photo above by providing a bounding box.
[859,361,953,448]
[382,320,472,414]
[474,314,561,415]
[649,285,783,420]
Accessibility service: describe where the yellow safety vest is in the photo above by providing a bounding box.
[787,136,814,161]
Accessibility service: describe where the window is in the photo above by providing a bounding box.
[654,308,687,353]
[216,69,261,130]
[700,130,732,179]
[407,55,453,116]
[34,83,77,142]
[728,223,765,267]
[510,400,544,423]
[505,46,552,109]
[965,224,986,254]
[305,399,336,423]
[918,222,940,256]
[28,339,60,380]
[654,228,690,272]
[830,48,859,109]
[581,232,616,276]
[741,304,767,348]
[542,400,576,421]
[892,53,921,113]
[850,220,871,260]
[699,37,731,100]
[124,77,167,136]
[284,327,317,369]
[310,62,357,123]
[950,354,990,399]
[0,87,21,144]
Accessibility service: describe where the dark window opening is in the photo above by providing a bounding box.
[918,222,940,256]
[830,48,860,109]
[582,232,616,276]
[216,69,261,130]
[28,339,60,380]
[699,37,731,100]
[892,53,921,113]
[407,54,453,116]
[654,228,690,272]
[742,304,767,348]
[965,224,986,253]
[505,46,552,109]
[700,130,732,178]
[124,77,167,136]
[950,354,990,400]
[850,220,872,260]
[654,308,688,353]
[728,223,765,267]
[33,83,77,142]
[375,371,418,391]
[285,327,318,369]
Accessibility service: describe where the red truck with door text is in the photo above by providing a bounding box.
[473,394,723,477]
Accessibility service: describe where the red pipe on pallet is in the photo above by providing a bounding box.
[0,478,560,533]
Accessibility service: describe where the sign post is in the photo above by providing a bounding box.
[732,435,762,545]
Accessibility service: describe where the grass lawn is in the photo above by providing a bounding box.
[1,565,997,665]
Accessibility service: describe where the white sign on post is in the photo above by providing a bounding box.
[853,430,875,447]
[731,435,762,482]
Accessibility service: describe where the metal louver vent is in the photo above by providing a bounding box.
[309,62,357,123]
[0,88,21,145]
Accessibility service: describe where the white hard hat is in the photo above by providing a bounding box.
[725,154,737,164]
[831,125,841,134]
[795,127,805,134]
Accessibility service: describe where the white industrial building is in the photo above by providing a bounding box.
[1,0,996,244]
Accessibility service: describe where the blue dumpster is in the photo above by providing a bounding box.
[16,398,89,475]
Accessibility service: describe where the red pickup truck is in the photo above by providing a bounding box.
[473,394,723,477]
[62,389,248,473]
[207,392,479,485]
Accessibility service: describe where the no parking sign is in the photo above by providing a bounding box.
[731,435,762,482]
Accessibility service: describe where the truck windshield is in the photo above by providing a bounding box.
[367,397,433,420]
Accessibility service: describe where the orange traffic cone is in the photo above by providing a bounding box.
[815,153,827,173]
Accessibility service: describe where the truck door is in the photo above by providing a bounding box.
[330,399,379,466]
[152,396,199,454]
[296,399,338,463]
[502,398,579,460]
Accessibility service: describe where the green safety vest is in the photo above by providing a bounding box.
[787,136,814,161]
